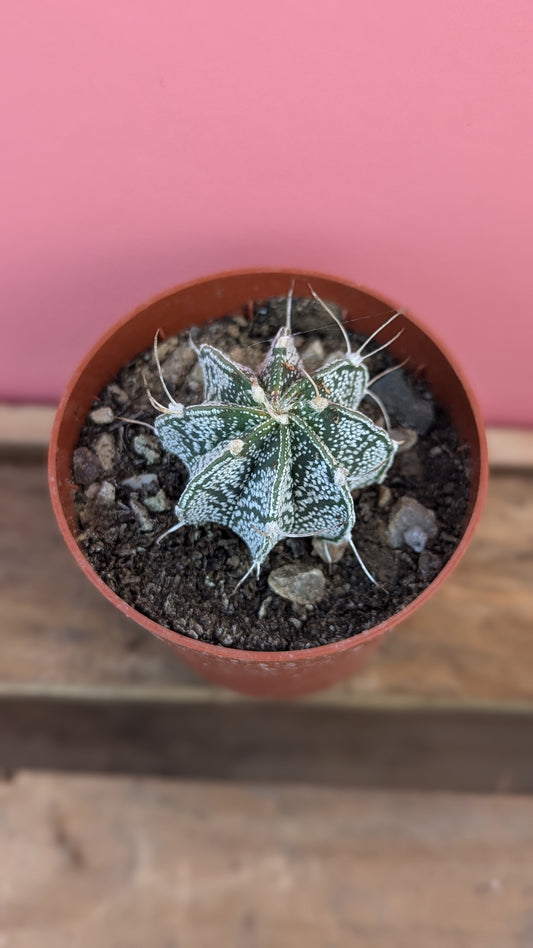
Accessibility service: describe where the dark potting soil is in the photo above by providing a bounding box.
[72,295,471,651]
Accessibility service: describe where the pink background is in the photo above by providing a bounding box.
[1,1,532,425]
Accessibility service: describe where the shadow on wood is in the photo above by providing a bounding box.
[1,697,532,795]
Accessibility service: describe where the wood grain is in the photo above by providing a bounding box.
[1,459,532,710]
[2,772,533,948]
[487,426,533,470]
[2,697,532,793]
[1,453,532,946]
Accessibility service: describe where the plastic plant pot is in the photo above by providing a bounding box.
[49,268,488,698]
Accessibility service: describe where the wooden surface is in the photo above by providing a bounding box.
[2,697,532,793]
[1,440,533,946]
[1,458,532,711]
[2,772,533,948]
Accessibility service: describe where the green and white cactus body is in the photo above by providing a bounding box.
[155,303,398,581]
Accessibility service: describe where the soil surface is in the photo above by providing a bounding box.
[72,295,471,651]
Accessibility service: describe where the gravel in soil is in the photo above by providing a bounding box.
[72,295,471,651]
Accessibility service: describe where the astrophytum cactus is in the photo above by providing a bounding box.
[153,289,399,585]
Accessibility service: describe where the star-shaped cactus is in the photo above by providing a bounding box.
[154,289,399,583]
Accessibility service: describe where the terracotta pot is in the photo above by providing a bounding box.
[49,268,488,698]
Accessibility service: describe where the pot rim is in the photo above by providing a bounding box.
[48,266,489,663]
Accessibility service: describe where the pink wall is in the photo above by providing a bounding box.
[1,1,532,425]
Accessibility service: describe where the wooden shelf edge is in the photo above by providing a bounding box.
[0,405,531,470]
[486,427,533,470]
[1,680,533,716]
[0,404,56,448]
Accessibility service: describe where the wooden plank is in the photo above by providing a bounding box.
[1,459,532,710]
[2,697,533,793]
[0,403,532,469]
[2,771,533,947]
[329,470,533,710]
[487,426,533,470]
[0,404,54,450]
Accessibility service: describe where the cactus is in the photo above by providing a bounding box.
[153,288,399,585]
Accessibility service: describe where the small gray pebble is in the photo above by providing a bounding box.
[122,473,160,491]
[107,383,129,407]
[404,525,429,553]
[72,447,102,487]
[311,537,349,564]
[94,432,116,471]
[216,630,235,646]
[258,596,272,620]
[133,433,161,463]
[129,497,154,532]
[89,406,115,425]
[372,371,435,435]
[145,489,170,512]
[387,496,438,551]
[155,337,179,360]
[268,565,326,606]
[96,481,116,506]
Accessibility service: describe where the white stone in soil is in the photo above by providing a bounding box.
[267,565,326,606]
[94,432,116,471]
[387,496,438,552]
[89,406,115,425]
